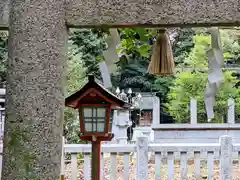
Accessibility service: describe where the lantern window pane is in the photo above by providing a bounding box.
[85,122,92,132]
[97,108,106,117]
[92,118,105,133]
[82,106,107,133]
[96,122,105,132]
[83,107,106,118]
[93,124,96,132]
[83,108,92,117]
[93,108,97,117]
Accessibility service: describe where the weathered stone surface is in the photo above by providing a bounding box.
[2,0,67,179]
[65,0,240,27]
[136,136,148,180]
[220,135,233,180]
[1,0,240,28]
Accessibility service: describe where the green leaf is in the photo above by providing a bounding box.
[137,45,151,58]
[96,55,105,62]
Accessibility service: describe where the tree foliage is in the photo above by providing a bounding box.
[69,29,108,79]
[112,55,155,92]
[113,28,199,103]
[0,31,7,86]
[117,28,156,60]
[166,71,240,123]
[220,29,240,64]
[167,31,240,123]
[184,30,240,68]
[64,42,88,143]
[113,28,175,102]
[152,76,175,102]
[172,28,196,66]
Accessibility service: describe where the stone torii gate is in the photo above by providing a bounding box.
[0,0,239,179]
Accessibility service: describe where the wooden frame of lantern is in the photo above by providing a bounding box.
[76,87,116,138]
[65,75,130,180]
[80,104,109,135]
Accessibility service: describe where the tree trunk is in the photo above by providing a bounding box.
[2,0,67,179]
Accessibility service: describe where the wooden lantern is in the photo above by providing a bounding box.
[65,75,130,140]
[65,75,130,180]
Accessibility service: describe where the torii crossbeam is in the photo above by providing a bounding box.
[1,0,240,29]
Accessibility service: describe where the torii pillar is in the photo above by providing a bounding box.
[1,0,67,179]
[0,0,240,179]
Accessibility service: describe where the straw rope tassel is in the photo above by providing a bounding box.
[148,29,175,75]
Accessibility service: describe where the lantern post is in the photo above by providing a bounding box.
[92,137,101,180]
[65,75,130,180]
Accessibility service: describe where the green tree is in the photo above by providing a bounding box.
[112,55,155,92]
[152,76,175,103]
[167,31,240,123]
[64,42,87,144]
[172,28,195,66]
[184,34,211,68]
[117,28,156,60]
[69,29,108,79]
[166,71,240,123]
[0,31,7,86]
[184,30,240,68]
[220,29,240,63]
[113,28,175,101]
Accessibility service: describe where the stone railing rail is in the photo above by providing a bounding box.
[64,135,239,180]
[153,98,240,144]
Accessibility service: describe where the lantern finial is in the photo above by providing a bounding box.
[88,74,95,82]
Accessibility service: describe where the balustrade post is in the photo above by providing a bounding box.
[227,98,235,124]
[136,136,149,180]
[190,99,197,124]
[220,135,232,180]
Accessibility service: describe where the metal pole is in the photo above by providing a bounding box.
[92,140,101,180]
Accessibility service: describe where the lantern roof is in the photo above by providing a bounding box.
[65,75,131,109]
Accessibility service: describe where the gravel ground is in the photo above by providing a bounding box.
[64,156,240,180]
